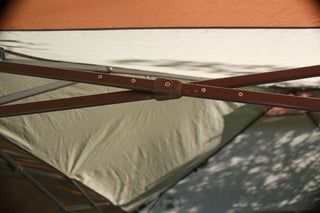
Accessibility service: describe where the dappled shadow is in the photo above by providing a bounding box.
[113,59,282,77]
[114,59,320,88]
[146,114,320,213]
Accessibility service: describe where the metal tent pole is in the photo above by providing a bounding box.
[1,61,320,117]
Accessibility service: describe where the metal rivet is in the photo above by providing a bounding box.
[97,74,103,79]
[131,78,136,83]
[238,92,244,97]
[201,88,206,93]
[164,81,172,87]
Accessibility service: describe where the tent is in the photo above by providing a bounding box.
[0,1,319,212]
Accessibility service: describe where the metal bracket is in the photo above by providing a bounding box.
[153,78,183,100]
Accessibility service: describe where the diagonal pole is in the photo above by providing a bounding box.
[1,61,320,88]
[1,61,320,117]
[0,91,153,117]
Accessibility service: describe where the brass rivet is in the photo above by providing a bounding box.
[97,74,103,79]
[164,81,172,87]
[238,92,244,97]
[201,88,206,93]
[131,78,136,83]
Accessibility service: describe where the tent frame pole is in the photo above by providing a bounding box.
[1,61,320,117]
[70,179,104,213]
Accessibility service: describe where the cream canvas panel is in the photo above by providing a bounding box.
[0,29,320,87]
[0,72,264,210]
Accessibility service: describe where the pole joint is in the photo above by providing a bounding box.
[153,78,183,100]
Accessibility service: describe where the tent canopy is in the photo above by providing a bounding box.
[0,1,319,212]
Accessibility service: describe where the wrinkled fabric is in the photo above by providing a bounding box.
[0,72,263,210]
